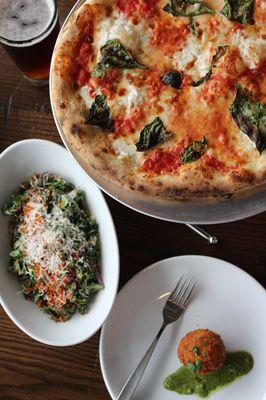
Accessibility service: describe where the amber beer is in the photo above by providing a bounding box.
[0,0,60,85]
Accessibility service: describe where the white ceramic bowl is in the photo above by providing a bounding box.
[0,139,119,346]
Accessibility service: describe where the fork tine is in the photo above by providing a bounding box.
[172,276,190,303]
[179,280,196,307]
[183,281,196,306]
[168,275,185,302]
[176,277,193,303]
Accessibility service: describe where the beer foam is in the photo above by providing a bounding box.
[0,0,56,45]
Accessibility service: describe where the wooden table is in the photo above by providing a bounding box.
[0,2,265,399]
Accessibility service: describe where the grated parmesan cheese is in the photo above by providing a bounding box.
[18,191,88,277]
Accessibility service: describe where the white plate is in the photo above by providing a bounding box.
[100,255,266,400]
[0,139,119,346]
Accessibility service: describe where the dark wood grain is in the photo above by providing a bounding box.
[0,2,265,399]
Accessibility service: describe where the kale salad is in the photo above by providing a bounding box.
[2,173,103,322]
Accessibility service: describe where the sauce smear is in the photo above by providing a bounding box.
[164,351,253,398]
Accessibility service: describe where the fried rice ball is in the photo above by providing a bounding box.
[178,329,226,375]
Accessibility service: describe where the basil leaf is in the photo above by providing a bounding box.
[221,0,255,23]
[192,70,212,87]
[85,94,114,131]
[189,17,199,37]
[211,45,228,65]
[135,117,172,151]
[192,45,227,87]
[163,0,214,17]
[92,39,146,77]
[181,137,207,163]
[230,85,266,153]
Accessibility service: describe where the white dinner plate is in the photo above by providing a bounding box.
[100,255,266,400]
[0,139,119,346]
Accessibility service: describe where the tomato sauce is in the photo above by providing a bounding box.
[230,23,244,34]
[142,146,183,174]
[76,41,93,68]
[200,74,233,103]
[117,0,158,19]
[126,70,163,100]
[142,148,240,175]
[147,73,164,98]
[71,15,95,87]
[207,16,221,35]
[151,20,189,56]
[90,70,121,99]
[114,108,144,137]
[77,68,90,87]
[202,154,226,171]
[180,73,193,89]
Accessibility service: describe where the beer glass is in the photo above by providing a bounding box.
[0,0,60,86]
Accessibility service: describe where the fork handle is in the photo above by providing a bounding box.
[117,324,165,400]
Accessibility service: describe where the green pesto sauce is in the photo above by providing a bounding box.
[164,352,253,398]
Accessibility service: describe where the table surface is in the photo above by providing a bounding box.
[0,2,265,399]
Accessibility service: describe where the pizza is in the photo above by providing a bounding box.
[51,0,266,199]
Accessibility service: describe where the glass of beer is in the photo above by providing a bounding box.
[0,0,60,86]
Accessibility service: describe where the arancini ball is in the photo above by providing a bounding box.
[178,329,226,374]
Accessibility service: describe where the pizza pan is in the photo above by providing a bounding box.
[49,1,266,225]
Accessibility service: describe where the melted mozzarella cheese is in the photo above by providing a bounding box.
[112,138,136,157]
[173,36,212,79]
[79,80,146,116]
[79,86,94,109]
[96,11,150,54]
[119,84,145,113]
[232,30,266,69]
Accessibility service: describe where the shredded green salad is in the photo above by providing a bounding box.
[2,173,103,322]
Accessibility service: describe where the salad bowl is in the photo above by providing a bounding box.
[0,139,119,346]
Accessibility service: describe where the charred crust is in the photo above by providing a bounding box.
[155,181,163,187]
[128,179,135,190]
[137,185,145,192]
[230,169,254,183]
[72,82,79,91]
[222,192,233,199]
[71,123,80,134]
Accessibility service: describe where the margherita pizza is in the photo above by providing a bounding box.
[51,0,266,199]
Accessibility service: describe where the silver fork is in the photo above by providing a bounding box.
[117,276,196,400]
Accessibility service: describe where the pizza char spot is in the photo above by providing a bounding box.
[71,124,80,134]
